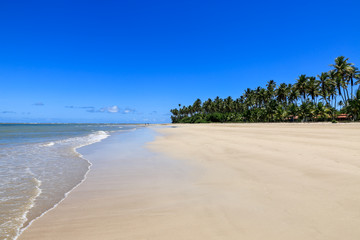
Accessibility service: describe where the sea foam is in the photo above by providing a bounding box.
[0,125,128,240]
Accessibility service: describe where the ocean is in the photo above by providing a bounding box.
[0,124,139,240]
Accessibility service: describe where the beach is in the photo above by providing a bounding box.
[19,123,360,240]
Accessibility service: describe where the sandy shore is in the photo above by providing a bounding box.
[19,123,360,240]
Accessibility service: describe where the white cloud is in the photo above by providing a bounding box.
[99,105,120,113]
[122,107,136,114]
[67,104,135,114]
[107,105,119,113]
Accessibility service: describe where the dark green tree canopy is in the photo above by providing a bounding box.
[171,57,360,123]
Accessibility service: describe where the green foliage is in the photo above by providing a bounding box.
[170,56,359,123]
[206,113,225,122]
[194,119,209,123]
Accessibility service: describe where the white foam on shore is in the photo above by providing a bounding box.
[13,178,42,239]
[14,130,112,240]
[1,177,42,240]
[41,142,55,147]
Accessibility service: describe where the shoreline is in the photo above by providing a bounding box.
[19,127,194,240]
[19,123,360,240]
[15,130,112,240]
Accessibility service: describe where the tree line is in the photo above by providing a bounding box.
[170,56,360,123]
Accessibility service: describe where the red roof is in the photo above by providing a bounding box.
[337,114,349,119]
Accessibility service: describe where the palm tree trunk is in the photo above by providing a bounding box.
[345,88,350,104]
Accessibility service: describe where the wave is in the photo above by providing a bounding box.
[13,130,111,240]
[41,142,55,147]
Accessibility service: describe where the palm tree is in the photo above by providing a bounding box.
[224,96,234,112]
[345,99,360,121]
[170,108,179,123]
[243,88,254,110]
[288,85,299,104]
[285,84,292,104]
[328,70,340,109]
[203,98,213,114]
[307,76,320,104]
[276,83,288,104]
[318,72,330,105]
[192,98,202,114]
[315,102,331,121]
[213,96,222,112]
[170,56,358,123]
[295,74,308,103]
[298,100,315,122]
[274,105,287,122]
[348,66,360,99]
[258,88,267,107]
[288,103,299,122]
[355,72,360,86]
[266,80,276,101]
[330,56,354,103]
[345,87,360,121]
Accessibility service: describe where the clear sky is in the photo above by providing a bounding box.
[1,0,360,123]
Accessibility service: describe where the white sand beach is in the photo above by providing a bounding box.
[19,123,360,240]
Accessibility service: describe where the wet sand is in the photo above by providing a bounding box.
[19,123,360,240]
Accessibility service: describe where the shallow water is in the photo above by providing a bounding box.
[0,124,138,240]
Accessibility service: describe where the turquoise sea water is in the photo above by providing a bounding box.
[0,124,138,240]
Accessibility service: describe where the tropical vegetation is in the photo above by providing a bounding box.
[170,56,360,123]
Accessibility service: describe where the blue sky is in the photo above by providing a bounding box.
[1,0,360,123]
